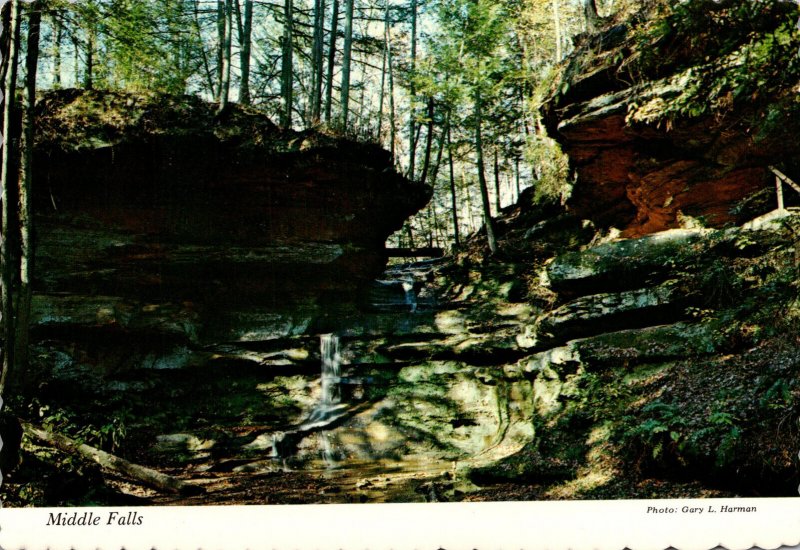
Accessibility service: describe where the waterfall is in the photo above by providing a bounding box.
[402,281,417,313]
[320,333,341,406]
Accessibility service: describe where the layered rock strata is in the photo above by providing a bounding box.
[30,90,431,344]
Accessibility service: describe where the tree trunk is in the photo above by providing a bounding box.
[281,0,294,127]
[474,89,497,254]
[407,0,418,180]
[238,0,253,104]
[217,0,233,112]
[0,1,11,84]
[216,0,225,95]
[584,0,600,33]
[14,0,41,380]
[377,3,389,142]
[339,0,354,128]
[418,97,435,185]
[192,0,216,96]
[324,0,339,123]
[462,169,475,232]
[84,23,94,89]
[311,0,325,121]
[425,115,447,248]
[514,156,521,198]
[447,122,459,247]
[51,14,61,88]
[0,0,20,397]
[552,0,562,62]
[387,16,396,157]
[22,422,203,495]
[72,36,79,87]
[493,148,501,212]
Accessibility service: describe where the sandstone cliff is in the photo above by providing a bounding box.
[31,90,431,343]
[543,1,800,237]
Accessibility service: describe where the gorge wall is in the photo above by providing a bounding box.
[30,90,430,345]
[542,1,800,237]
[8,1,800,504]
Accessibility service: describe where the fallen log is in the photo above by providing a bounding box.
[21,421,203,496]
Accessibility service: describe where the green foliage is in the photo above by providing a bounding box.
[628,0,800,128]
[30,398,129,453]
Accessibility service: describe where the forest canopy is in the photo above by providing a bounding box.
[4,0,632,251]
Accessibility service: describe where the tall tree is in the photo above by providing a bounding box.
[16,0,42,376]
[493,147,501,212]
[324,0,340,123]
[281,0,295,127]
[237,0,254,104]
[339,0,354,127]
[447,121,459,246]
[474,88,497,254]
[85,21,95,89]
[0,0,20,396]
[51,13,61,88]
[407,0,418,179]
[217,0,233,111]
[310,0,326,121]
[386,10,397,156]
[418,97,435,185]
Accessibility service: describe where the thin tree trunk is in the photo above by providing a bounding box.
[51,14,61,88]
[407,0,417,180]
[387,18,396,157]
[462,169,474,232]
[14,0,41,380]
[14,1,42,378]
[72,36,79,87]
[493,148,501,212]
[217,0,233,112]
[339,0,354,128]
[216,0,225,95]
[238,0,253,104]
[0,2,10,84]
[311,0,325,121]
[447,122,459,247]
[281,0,294,127]
[418,97,435,185]
[405,223,416,249]
[425,116,447,249]
[324,0,339,123]
[194,1,216,97]
[84,23,94,89]
[0,0,20,397]
[584,0,600,33]
[552,0,562,62]
[474,89,497,254]
[377,3,389,141]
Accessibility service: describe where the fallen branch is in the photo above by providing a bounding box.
[21,421,203,496]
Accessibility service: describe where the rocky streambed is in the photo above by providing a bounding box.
[5,82,800,505]
[12,199,800,505]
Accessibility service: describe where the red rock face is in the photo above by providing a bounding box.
[543,26,784,238]
[556,108,772,238]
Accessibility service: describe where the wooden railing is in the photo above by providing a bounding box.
[384,247,444,258]
[769,165,800,210]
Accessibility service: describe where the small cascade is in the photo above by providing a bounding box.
[401,280,418,313]
[299,334,346,432]
[320,333,341,407]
